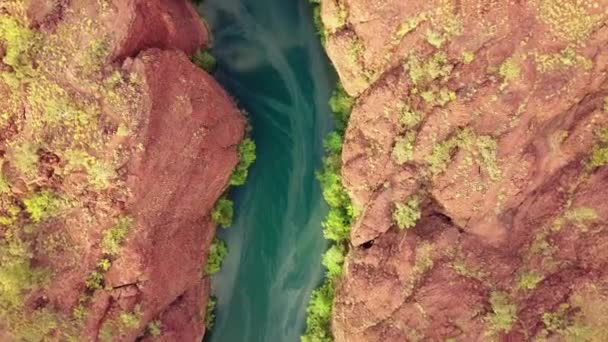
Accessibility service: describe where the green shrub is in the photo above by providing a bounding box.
[230,137,256,186]
[322,245,345,279]
[302,281,335,342]
[589,145,608,168]
[323,132,343,154]
[0,16,37,69]
[517,271,543,290]
[399,106,421,129]
[328,85,354,130]
[322,208,351,242]
[0,238,48,310]
[462,51,475,64]
[146,320,162,337]
[485,291,517,335]
[542,304,570,333]
[392,133,415,165]
[211,197,233,228]
[425,30,445,48]
[192,50,217,73]
[499,57,521,83]
[310,1,327,45]
[392,197,421,230]
[85,271,104,290]
[101,217,133,255]
[97,258,111,272]
[205,296,217,330]
[204,238,228,275]
[119,309,142,329]
[23,191,63,223]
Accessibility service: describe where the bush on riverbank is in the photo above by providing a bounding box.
[204,238,228,275]
[230,137,257,186]
[302,82,355,342]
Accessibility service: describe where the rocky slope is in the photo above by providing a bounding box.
[0,0,244,341]
[320,0,608,340]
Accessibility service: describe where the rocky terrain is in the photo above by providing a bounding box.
[0,0,244,341]
[319,0,608,340]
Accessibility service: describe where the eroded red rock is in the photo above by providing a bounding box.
[322,0,608,340]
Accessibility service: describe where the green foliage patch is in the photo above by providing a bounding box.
[392,133,416,165]
[230,137,256,186]
[303,82,355,342]
[393,197,421,230]
[211,197,234,228]
[0,16,38,70]
[23,191,63,223]
[517,271,544,290]
[205,296,217,330]
[204,238,228,275]
[485,291,517,336]
[101,217,133,256]
[193,50,217,73]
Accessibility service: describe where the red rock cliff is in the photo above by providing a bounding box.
[320,0,608,341]
[0,0,243,341]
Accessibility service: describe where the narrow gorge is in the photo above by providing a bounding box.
[3,0,608,342]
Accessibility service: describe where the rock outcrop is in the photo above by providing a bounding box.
[321,0,608,340]
[0,0,243,341]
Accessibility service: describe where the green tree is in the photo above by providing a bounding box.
[192,50,217,73]
[211,197,233,228]
[393,197,421,230]
[230,138,256,186]
[204,238,228,275]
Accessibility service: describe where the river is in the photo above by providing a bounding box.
[196,1,335,341]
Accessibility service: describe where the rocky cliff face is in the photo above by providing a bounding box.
[0,1,243,341]
[321,0,608,340]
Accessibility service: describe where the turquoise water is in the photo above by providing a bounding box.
[197,1,335,341]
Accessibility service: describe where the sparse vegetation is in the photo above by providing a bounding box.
[393,197,421,230]
[538,0,602,43]
[452,258,484,280]
[426,129,500,179]
[517,271,543,290]
[406,52,453,86]
[211,197,234,228]
[119,309,142,329]
[101,217,133,256]
[395,13,428,39]
[399,105,421,129]
[0,16,37,70]
[462,51,475,64]
[534,47,593,73]
[589,145,608,169]
[392,133,416,165]
[485,291,517,336]
[204,238,228,275]
[425,30,445,48]
[23,191,63,223]
[146,320,162,337]
[499,57,521,88]
[85,271,104,290]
